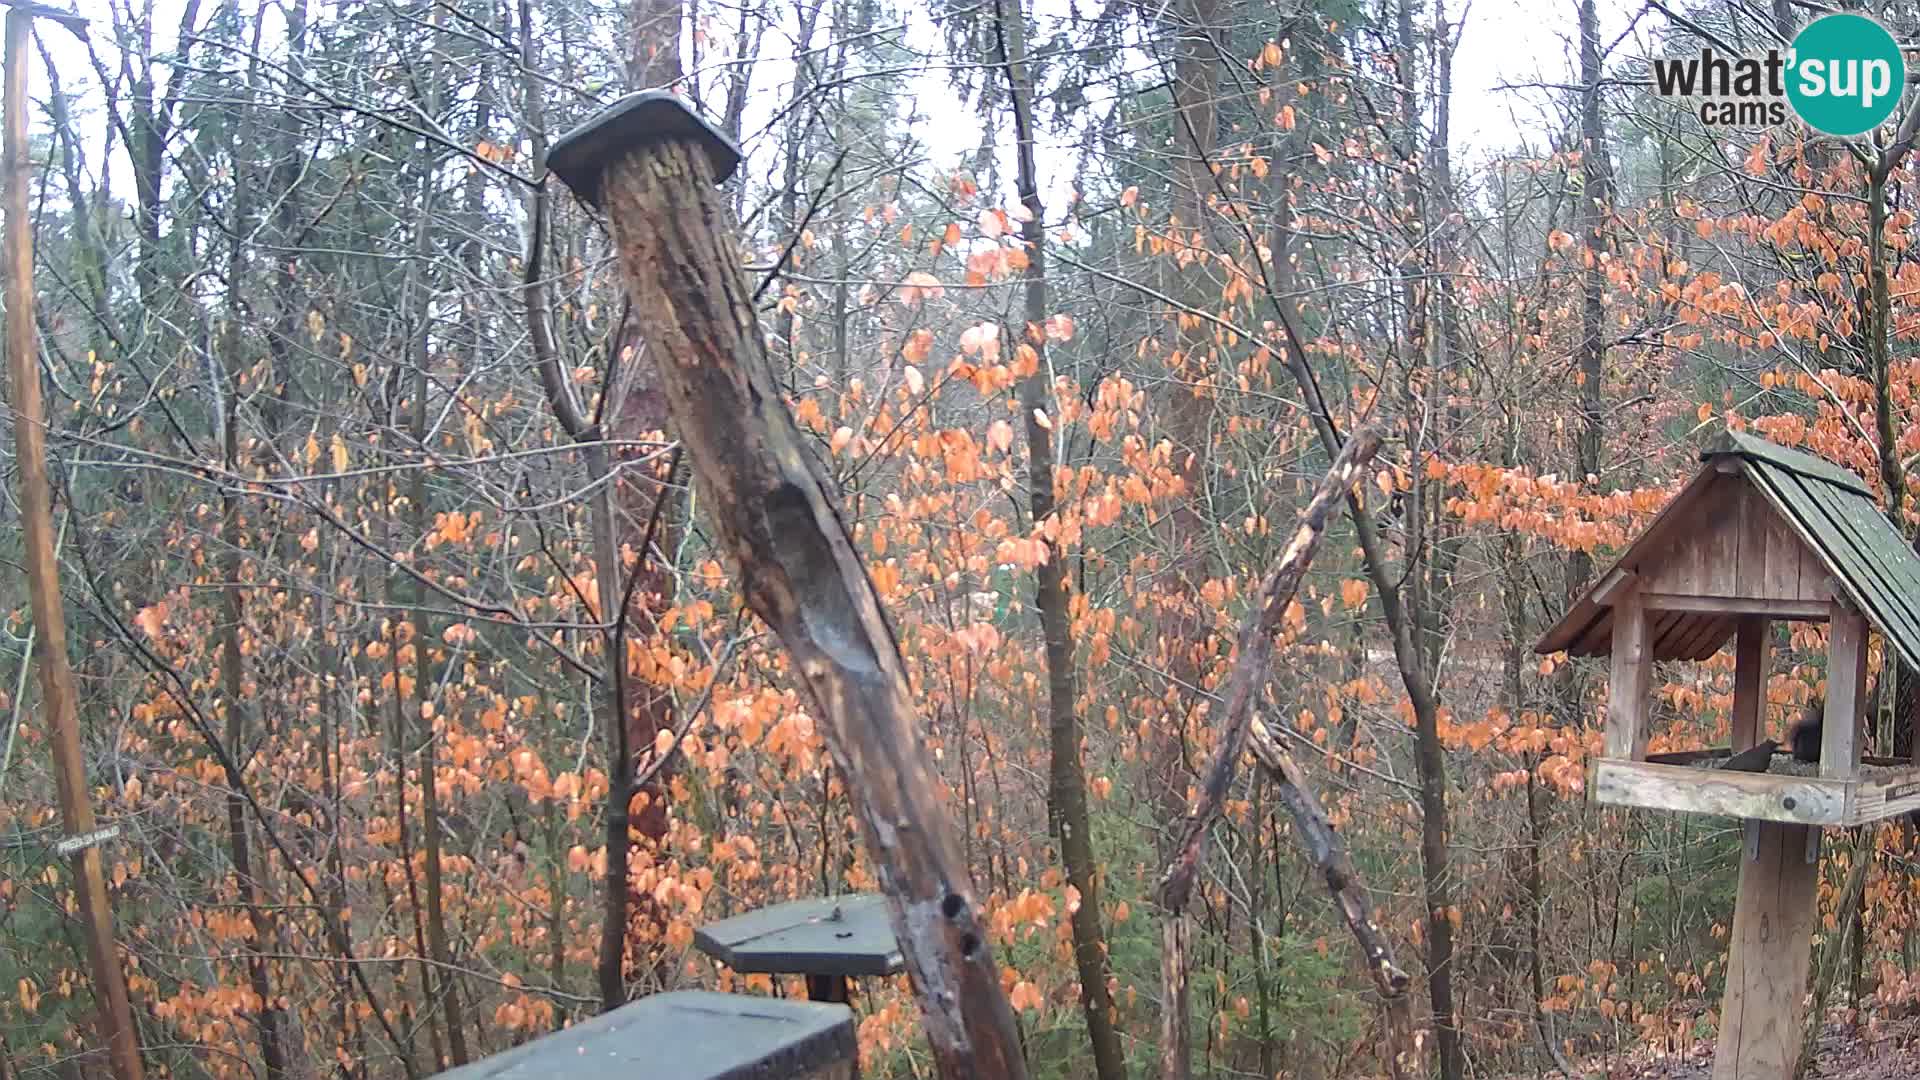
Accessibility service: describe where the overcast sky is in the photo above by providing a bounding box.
[28,0,1646,223]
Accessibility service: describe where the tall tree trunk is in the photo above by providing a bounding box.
[215,16,286,1073]
[524,0,684,1007]
[1567,0,1612,602]
[996,3,1126,1077]
[402,9,466,1063]
[1154,22,1223,1052]
[1392,4,1464,1076]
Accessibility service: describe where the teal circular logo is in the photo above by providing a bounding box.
[1787,14,1906,137]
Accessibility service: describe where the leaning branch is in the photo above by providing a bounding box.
[1152,425,1406,1075]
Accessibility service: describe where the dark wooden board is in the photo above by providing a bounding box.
[695,894,904,978]
[431,991,854,1079]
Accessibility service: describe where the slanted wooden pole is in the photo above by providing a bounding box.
[1152,426,1406,1079]
[546,93,1028,1080]
[2,8,141,1079]
[1712,821,1819,1080]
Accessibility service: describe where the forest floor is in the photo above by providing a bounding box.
[1578,1015,1920,1078]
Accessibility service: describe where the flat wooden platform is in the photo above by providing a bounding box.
[431,991,854,1079]
[694,894,903,978]
[1595,755,1920,826]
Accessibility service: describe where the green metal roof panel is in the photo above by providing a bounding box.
[1796,475,1920,669]
[1733,440,1920,672]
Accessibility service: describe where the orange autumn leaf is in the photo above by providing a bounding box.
[135,604,168,640]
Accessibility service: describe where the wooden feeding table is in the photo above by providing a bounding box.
[1539,432,1920,1080]
[431,990,855,1079]
[695,893,904,1004]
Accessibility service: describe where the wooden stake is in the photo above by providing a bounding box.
[2,8,141,1079]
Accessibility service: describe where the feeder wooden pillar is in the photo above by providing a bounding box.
[544,93,1027,1080]
[1605,594,1652,760]
[1731,617,1768,751]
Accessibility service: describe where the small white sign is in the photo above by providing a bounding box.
[53,825,119,856]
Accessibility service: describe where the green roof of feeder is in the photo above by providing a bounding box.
[1537,431,1920,672]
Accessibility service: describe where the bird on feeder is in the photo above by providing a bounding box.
[1720,740,1779,773]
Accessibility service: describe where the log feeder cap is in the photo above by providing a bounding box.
[548,90,742,207]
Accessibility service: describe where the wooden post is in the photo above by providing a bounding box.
[2,8,141,1080]
[1823,603,1868,780]
[1606,594,1652,760]
[545,93,1028,1080]
[1731,616,1768,751]
[805,974,850,1005]
[1712,821,1820,1080]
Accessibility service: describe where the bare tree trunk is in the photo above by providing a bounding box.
[995,3,1125,1077]
[215,17,286,1072]
[4,12,144,1078]
[1392,4,1465,1076]
[523,2,682,1006]
[1567,0,1612,602]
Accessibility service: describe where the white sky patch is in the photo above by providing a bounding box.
[28,0,1632,231]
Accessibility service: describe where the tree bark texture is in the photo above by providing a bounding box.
[591,137,1029,1080]
[995,1,1127,1076]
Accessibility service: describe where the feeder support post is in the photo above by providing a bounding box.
[546,93,1029,1080]
[1713,821,1819,1080]
[1605,594,1652,760]
[1731,616,1768,751]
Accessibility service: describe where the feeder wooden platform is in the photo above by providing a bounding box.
[1596,750,1920,826]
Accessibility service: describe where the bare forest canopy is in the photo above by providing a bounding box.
[5,0,1920,1078]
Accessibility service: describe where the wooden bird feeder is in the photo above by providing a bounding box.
[694,894,904,1004]
[1539,432,1920,1080]
[432,990,855,1080]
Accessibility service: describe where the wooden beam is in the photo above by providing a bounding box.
[1638,594,1830,620]
[1843,767,1920,824]
[1592,567,1636,606]
[1712,822,1819,1080]
[1731,617,1769,751]
[1823,604,1868,780]
[1593,759,1846,825]
[1606,595,1653,760]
